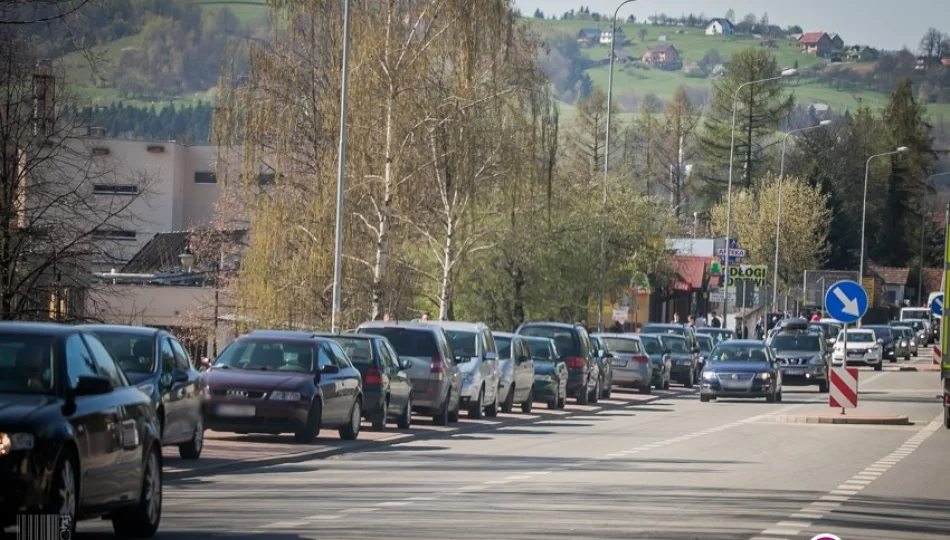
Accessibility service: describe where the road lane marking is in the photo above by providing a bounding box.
[407,496,435,501]
[376,501,411,507]
[305,515,342,521]
[260,521,309,529]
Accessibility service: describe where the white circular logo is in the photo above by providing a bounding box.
[810,535,843,540]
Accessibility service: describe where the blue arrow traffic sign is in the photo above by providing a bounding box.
[931,294,944,317]
[825,280,868,324]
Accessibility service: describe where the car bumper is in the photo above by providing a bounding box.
[362,387,385,419]
[566,370,588,396]
[671,364,694,380]
[205,398,311,434]
[613,365,649,386]
[701,379,776,398]
[832,353,881,366]
[533,378,560,400]
[411,380,446,411]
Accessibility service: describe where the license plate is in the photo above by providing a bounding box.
[783,368,806,376]
[848,353,864,358]
[216,405,256,417]
[611,358,627,367]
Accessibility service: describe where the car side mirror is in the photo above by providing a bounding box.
[74,375,113,396]
[485,351,498,361]
[321,364,341,374]
[398,358,412,371]
[877,338,884,344]
[171,368,189,384]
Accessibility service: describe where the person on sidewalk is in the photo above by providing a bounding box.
[672,313,681,324]
[810,312,821,322]
[710,311,722,328]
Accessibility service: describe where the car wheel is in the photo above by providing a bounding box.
[776,391,783,403]
[372,398,388,430]
[654,377,663,390]
[699,394,711,403]
[396,395,412,430]
[112,446,162,538]
[589,379,600,404]
[576,379,590,405]
[295,401,322,443]
[502,385,516,412]
[684,368,695,389]
[433,391,450,426]
[944,406,950,429]
[766,392,777,403]
[818,379,829,393]
[521,389,533,413]
[602,379,612,399]
[485,386,500,417]
[874,362,883,372]
[339,400,362,441]
[557,384,566,409]
[448,393,460,423]
[469,387,484,419]
[639,381,652,395]
[663,377,671,390]
[905,354,912,361]
[178,416,204,460]
[46,450,77,538]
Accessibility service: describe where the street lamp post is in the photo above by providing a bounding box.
[859,147,910,286]
[918,172,950,305]
[772,120,832,310]
[722,69,799,326]
[330,0,353,334]
[212,261,220,357]
[598,0,639,333]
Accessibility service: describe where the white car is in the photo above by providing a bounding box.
[425,321,501,419]
[832,329,883,371]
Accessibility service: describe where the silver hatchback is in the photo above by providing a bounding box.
[592,334,652,392]
[425,321,502,419]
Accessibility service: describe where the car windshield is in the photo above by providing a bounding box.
[329,337,375,367]
[519,326,579,356]
[698,329,734,343]
[0,335,57,395]
[642,326,683,336]
[866,327,891,339]
[659,336,688,353]
[710,344,770,363]
[214,339,316,373]
[359,327,437,358]
[771,335,821,351]
[902,309,929,320]
[697,337,713,353]
[838,332,874,343]
[600,337,640,354]
[639,336,663,354]
[94,332,155,374]
[527,339,556,362]
[495,336,512,359]
[445,330,477,362]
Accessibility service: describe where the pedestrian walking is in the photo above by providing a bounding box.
[710,311,722,328]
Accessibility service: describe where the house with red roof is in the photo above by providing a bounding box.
[655,255,718,323]
[798,32,833,57]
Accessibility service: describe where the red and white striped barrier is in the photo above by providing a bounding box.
[935,346,942,366]
[830,367,859,409]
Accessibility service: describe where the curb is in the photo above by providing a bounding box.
[775,413,912,426]
[166,391,682,481]
[899,365,941,372]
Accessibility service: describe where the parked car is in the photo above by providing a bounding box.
[317,333,413,430]
[357,322,461,425]
[810,321,843,348]
[638,335,672,390]
[888,325,918,358]
[641,323,699,351]
[831,329,883,371]
[524,336,567,409]
[768,329,829,392]
[0,323,163,537]
[894,319,929,348]
[515,323,600,405]
[204,330,364,443]
[696,334,714,373]
[658,334,697,387]
[82,325,205,459]
[700,340,783,403]
[695,327,736,345]
[491,332,536,413]
[589,335,614,399]
[900,306,934,343]
[424,322,500,419]
[603,333,659,392]
[863,325,899,362]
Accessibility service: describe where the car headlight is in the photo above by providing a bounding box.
[535,374,552,383]
[269,391,302,401]
[870,345,880,352]
[808,356,823,365]
[0,432,35,456]
[702,371,717,381]
[757,372,772,380]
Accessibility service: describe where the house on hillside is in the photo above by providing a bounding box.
[600,28,627,45]
[829,33,845,49]
[845,45,879,62]
[869,265,911,305]
[599,50,636,65]
[642,45,680,69]
[577,28,601,46]
[705,18,734,36]
[798,32,833,57]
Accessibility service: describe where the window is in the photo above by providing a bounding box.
[65,334,97,388]
[82,335,127,388]
[317,345,334,371]
[170,339,192,370]
[327,342,352,369]
[160,339,176,375]
[194,172,217,184]
[91,147,111,156]
[92,229,136,240]
[378,342,396,372]
[0,335,56,395]
[92,332,155,374]
[93,184,138,195]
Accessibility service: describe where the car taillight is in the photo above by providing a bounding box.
[430,355,444,374]
[565,357,585,369]
[632,355,649,364]
[364,367,382,385]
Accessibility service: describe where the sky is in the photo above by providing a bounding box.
[515,0,950,51]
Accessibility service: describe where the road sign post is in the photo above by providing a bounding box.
[830,367,859,414]
[943,203,950,380]
[931,294,944,318]
[825,280,869,414]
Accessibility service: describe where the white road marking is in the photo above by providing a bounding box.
[407,497,435,501]
[305,515,343,521]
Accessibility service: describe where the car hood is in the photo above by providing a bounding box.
[204,368,314,392]
[774,350,819,358]
[534,362,559,375]
[706,362,771,374]
[0,393,60,425]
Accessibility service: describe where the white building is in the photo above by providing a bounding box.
[705,18,734,36]
[600,29,627,45]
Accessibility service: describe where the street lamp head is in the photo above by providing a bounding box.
[178,247,196,271]
[818,120,832,126]
[897,146,910,154]
[780,68,800,78]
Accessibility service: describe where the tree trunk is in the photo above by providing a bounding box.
[370,86,396,320]
[439,216,455,321]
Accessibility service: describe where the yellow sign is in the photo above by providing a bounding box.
[727,265,767,287]
[862,277,875,306]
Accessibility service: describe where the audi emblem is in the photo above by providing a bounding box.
[731,374,739,380]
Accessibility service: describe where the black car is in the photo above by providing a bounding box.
[203,331,364,443]
[589,335,614,400]
[700,340,783,403]
[0,323,163,537]
[863,325,897,361]
[81,325,205,459]
[317,333,413,430]
[516,322,600,405]
[769,331,829,392]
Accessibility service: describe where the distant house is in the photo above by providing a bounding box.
[600,50,636,65]
[845,45,879,62]
[642,44,680,67]
[577,28,601,45]
[798,32,833,57]
[657,34,668,42]
[869,265,911,305]
[705,18,734,36]
[829,33,845,49]
[600,28,627,45]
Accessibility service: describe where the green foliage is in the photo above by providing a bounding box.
[78,102,214,143]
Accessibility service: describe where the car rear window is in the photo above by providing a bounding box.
[328,337,375,367]
[215,339,316,373]
[359,327,437,358]
[642,325,683,336]
[526,339,556,360]
[445,330,477,358]
[519,326,579,356]
[600,337,640,354]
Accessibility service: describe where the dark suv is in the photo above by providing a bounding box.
[768,327,830,392]
[515,322,600,405]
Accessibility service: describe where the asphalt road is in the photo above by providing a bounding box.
[75,352,950,540]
